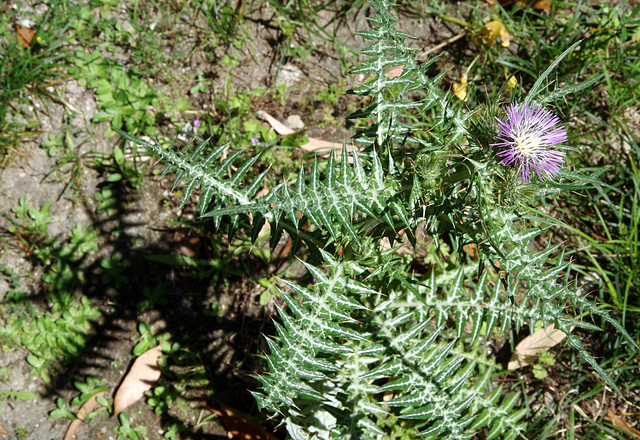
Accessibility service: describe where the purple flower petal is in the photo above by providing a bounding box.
[491,101,567,183]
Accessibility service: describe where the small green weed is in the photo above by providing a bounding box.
[114,412,148,440]
[72,51,159,138]
[531,349,556,380]
[131,322,170,357]
[100,252,130,288]
[2,199,102,380]
[0,389,37,416]
[49,376,109,420]
[92,145,146,189]
[0,4,74,154]
[15,296,100,382]
[138,284,168,309]
[94,185,118,216]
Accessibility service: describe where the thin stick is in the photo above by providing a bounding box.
[416,32,466,61]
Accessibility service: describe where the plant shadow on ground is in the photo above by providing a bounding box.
[3,171,287,438]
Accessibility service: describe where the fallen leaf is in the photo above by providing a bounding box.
[481,20,512,48]
[113,345,162,416]
[257,111,352,156]
[64,391,106,440]
[608,410,640,439]
[0,424,5,435]
[452,73,469,102]
[532,0,553,10]
[508,323,570,370]
[299,137,346,154]
[173,229,200,258]
[16,24,35,48]
[257,111,295,136]
[462,243,477,259]
[204,404,279,440]
[384,64,405,78]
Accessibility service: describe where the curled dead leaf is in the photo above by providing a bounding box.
[508,323,571,370]
[608,410,640,439]
[204,404,279,440]
[173,229,200,258]
[64,391,106,440]
[256,111,353,158]
[113,345,162,416]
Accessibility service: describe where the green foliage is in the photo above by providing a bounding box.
[114,412,148,440]
[131,322,170,357]
[0,294,100,383]
[71,50,159,138]
[0,389,37,407]
[49,376,109,420]
[114,1,638,439]
[0,2,74,153]
[2,199,102,381]
[100,252,131,288]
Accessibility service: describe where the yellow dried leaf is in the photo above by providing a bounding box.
[505,75,518,92]
[508,323,569,370]
[452,73,469,102]
[481,21,512,48]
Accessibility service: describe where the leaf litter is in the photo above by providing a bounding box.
[113,345,163,416]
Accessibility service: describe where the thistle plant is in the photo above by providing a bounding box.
[117,1,635,438]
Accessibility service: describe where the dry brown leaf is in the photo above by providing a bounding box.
[0,424,6,435]
[298,137,345,154]
[508,323,569,370]
[257,111,295,136]
[16,24,35,48]
[113,345,162,416]
[532,0,553,10]
[173,229,200,258]
[608,410,640,438]
[257,111,351,156]
[204,404,279,440]
[64,391,106,440]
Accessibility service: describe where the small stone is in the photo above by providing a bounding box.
[276,64,303,87]
[284,115,304,130]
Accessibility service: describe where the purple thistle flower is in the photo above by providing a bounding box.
[492,101,567,183]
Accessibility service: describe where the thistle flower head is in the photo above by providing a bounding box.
[492,101,567,183]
